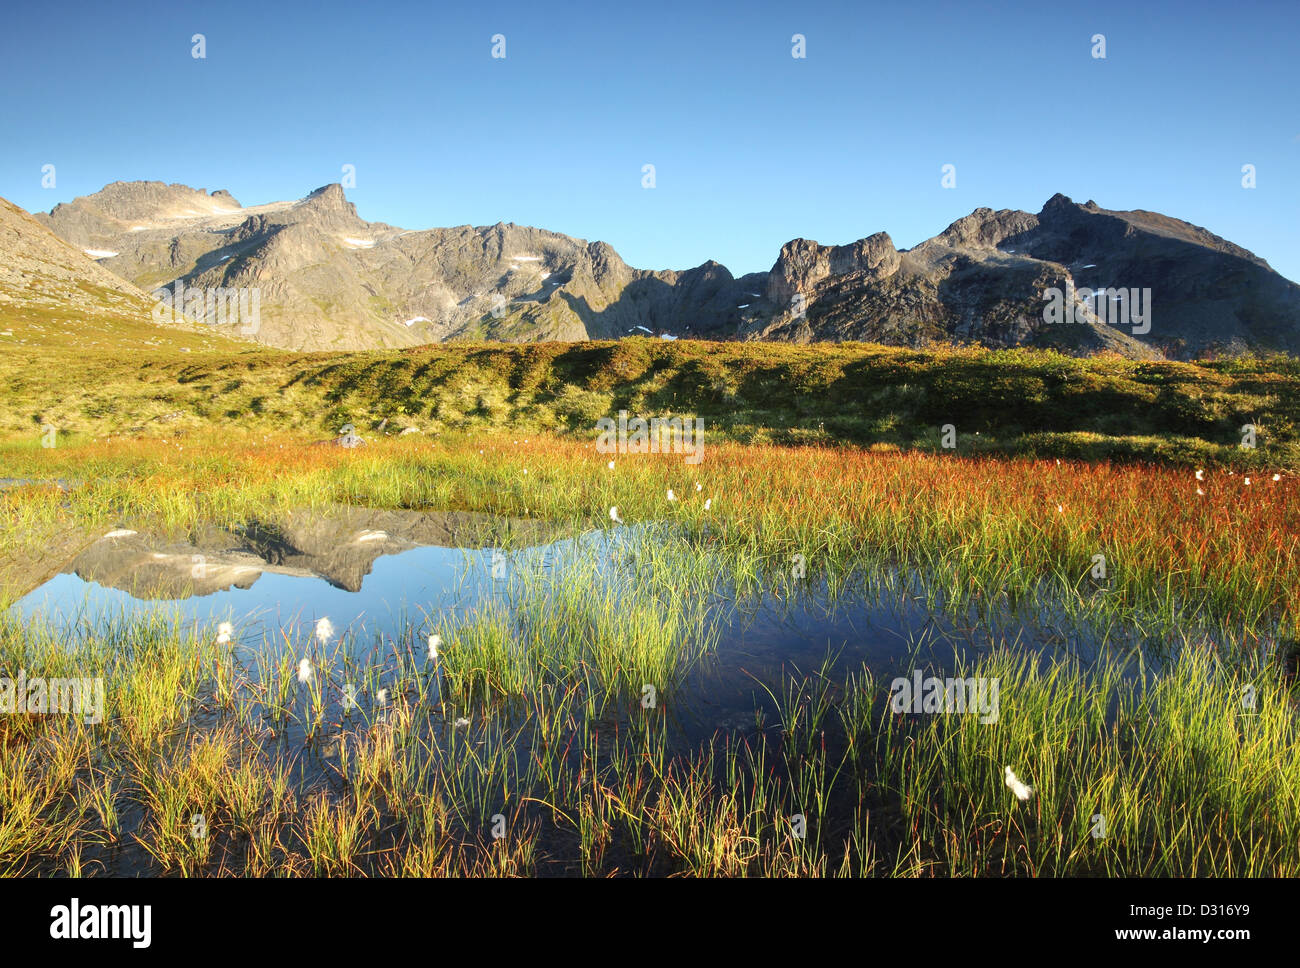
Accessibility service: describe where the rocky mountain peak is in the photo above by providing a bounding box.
[765,232,899,306]
[62,181,243,223]
[1040,192,1077,215]
[299,183,352,213]
[586,240,628,278]
[693,259,733,280]
[932,208,1038,249]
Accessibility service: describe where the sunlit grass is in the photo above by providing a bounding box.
[2,418,1298,876]
[3,432,1295,641]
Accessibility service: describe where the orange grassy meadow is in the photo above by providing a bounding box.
[2,431,1295,642]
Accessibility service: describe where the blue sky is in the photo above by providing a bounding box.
[2,0,1297,280]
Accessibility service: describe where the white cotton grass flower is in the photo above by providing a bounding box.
[428,633,441,660]
[1244,476,1252,485]
[453,717,470,727]
[607,460,615,469]
[1004,766,1035,802]
[1273,473,1282,481]
[377,688,389,706]
[216,621,234,645]
[1195,469,1204,481]
[667,489,677,502]
[1056,504,1063,513]
[297,657,313,684]
[1197,487,1205,496]
[704,498,712,511]
[609,506,623,523]
[315,617,334,643]
[695,482,702,492]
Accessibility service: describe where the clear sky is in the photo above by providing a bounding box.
[2,0,1296,280]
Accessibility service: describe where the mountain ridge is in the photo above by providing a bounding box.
[27,182,1300,358]
[0,193,245,353]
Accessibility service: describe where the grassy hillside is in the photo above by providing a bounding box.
[1,309,1297,468]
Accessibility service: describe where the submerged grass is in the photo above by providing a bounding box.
[1,393,1297,876]
[2,522,1298,877]
[876,646,1300,875]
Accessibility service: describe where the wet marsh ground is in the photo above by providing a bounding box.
[2,432,1298,876]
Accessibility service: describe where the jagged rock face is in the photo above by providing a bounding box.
[764,233,900,308]
[930,207,1039,249]
[1005,194,1300,356]
[747,194,1300,359]
[35,182,755,351]
[27,184,1300,358]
